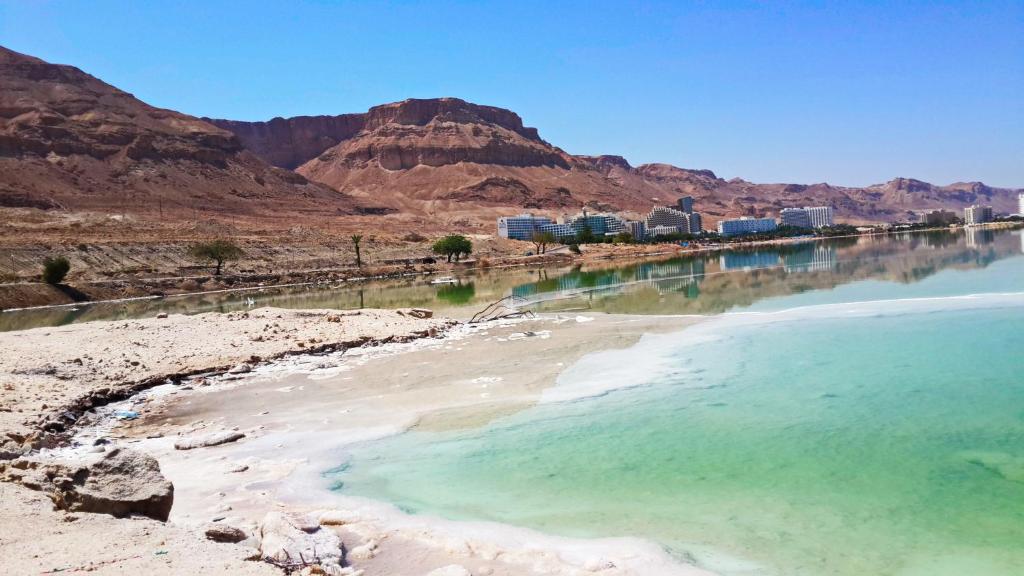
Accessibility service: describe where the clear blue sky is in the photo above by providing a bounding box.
[2,0,1021,187]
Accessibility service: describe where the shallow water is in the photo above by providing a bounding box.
[332,230,1024,576]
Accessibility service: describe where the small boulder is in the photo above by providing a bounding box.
[174,431,245,450]
[205,523,248,543]
[228,363,252,374]
[407,308,433,319]
[49,448,174,521]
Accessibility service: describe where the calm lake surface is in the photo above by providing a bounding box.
[3,227,1021,331]
[330,227,1024,576]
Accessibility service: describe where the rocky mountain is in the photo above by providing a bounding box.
[0,46,355,219]
[214,99,1021,225]
[2,45,1018,229]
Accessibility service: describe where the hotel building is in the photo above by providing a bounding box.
[779,206,834,229]
[717,217,777,237]
[964,205,993,226]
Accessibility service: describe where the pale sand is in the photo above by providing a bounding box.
[2,309,715,575]
[0,306,451,441]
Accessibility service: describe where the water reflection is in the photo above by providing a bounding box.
[2,228,1021,332]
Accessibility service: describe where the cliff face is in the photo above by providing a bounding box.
[215,97,1021,224]
[205,114,366,170]
[0,46,355,217]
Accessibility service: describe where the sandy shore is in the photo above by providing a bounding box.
[1,308,714,575]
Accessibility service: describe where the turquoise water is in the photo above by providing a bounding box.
[330,231,1024,576]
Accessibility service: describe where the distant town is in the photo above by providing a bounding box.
[498,191,1024,246]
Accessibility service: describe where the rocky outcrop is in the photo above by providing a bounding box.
[2,448,174,521]
[0,45,356,218]
[206,114,367,170]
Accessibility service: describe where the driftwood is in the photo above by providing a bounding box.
[469,295,535,324]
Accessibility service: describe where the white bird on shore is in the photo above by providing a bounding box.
[245,297,256,308]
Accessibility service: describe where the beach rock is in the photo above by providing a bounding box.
[347,539,379,560]
[156,312,168,319]
[228,363,252,374]
[427,566,472,576]
[204,523,248,543]
[174,431,245,450]
[408,308,434,319]
[258,511,343,567]
[317,509,360,526]
[46,448,174,521]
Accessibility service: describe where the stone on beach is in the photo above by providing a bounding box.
[174,431,246,450]
[205,522,249,543]
[28,448,175,521]
[317,509,361,526]
[258,511,343,568]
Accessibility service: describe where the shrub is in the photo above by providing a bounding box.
[568,244,582,255]
[188,240,244,276]
[42,256,70,284]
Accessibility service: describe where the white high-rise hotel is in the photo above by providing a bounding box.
[1019,192,1024,216]
[780,206,834,229]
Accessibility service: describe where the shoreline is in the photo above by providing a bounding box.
[7,223,1017,314]
[1,307,718,575]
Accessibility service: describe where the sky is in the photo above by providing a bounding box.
[1,0,1022,188]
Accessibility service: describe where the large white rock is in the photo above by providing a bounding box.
[258,511,343,568]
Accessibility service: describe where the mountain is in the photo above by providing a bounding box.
[0,46,355,219]
[2,45,1018,230]
[213,99,1021,225]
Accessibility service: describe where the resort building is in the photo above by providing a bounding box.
[687,212,703,234]
[649,225,682,238]
[964,205,993,226]
[560,210,628,236]
[779,206,834,229]
[780,208,811,229]
[627,220,647,242]
[676,196,694,213]
[497,213,553,240]
[646,206,695,235]
[1019,192,1024,216]
[922,209,958,226]
[717,217,777,237]
[805,206,834,228]
[538,222,576,240]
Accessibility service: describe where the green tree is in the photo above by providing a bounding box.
[432,234,473,262]
[613,231,634,244]
[531,231,557,255]
[576,224,595,244]
[568,243,582,254]
[351,234,364,267]
[42,256,70,284]
[188,239,244,275]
